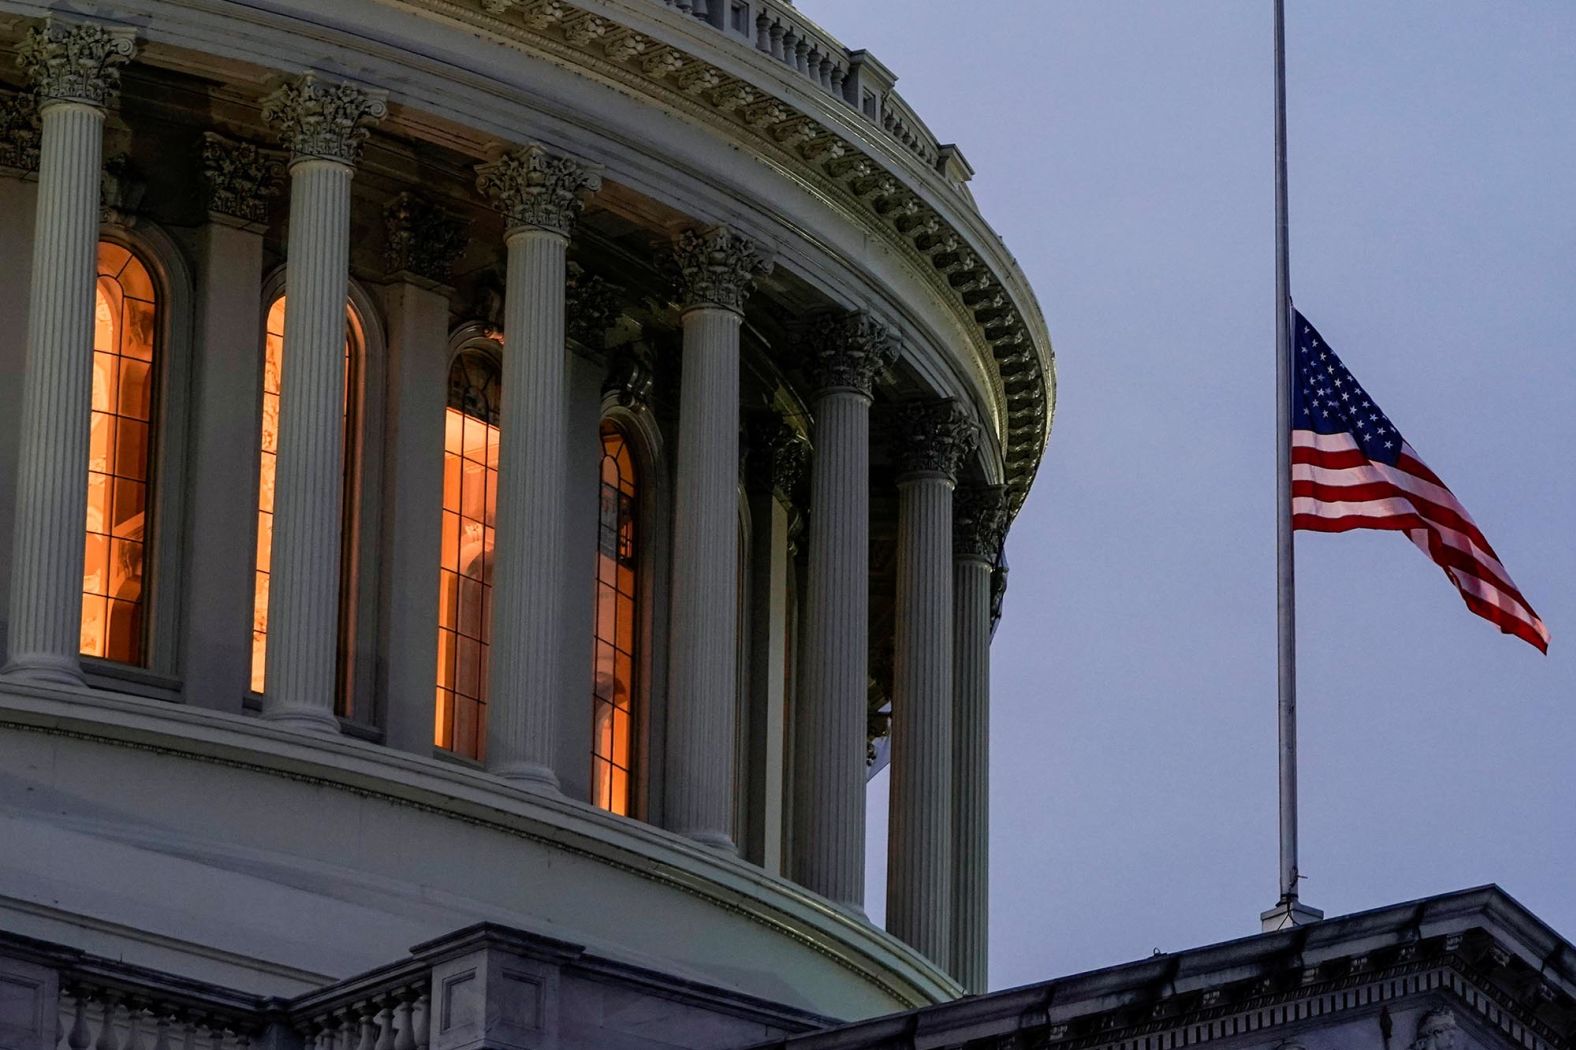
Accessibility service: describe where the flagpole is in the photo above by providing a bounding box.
[1263,0,1321,933]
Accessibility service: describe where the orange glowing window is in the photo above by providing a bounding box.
[434,351,500,761]
[592,421,639,815]
[250,297,356,694]
[81,242,157,664]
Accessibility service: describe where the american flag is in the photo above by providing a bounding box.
[1291,310,1549,652]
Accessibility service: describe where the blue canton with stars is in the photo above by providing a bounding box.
[1291,309,1407,467]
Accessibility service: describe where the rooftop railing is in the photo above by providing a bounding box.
[651,0,959,185]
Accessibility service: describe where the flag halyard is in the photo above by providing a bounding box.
[1290,311,1549,652]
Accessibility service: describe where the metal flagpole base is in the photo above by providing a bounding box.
[1260,898,1324,932]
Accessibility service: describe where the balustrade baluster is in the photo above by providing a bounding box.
[67,989,91,1050]
[208,1019,225,1050]
[392,997,415,1050]
[354,1005,375,1050]
[755,11,770,52]
[412,996,429,1050]
[120,1002,144,1050]
[373,1001,395,1050]
[150,1014,170,1050]
[94,995,120,1050]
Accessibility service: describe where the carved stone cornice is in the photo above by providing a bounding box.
[744,415,810,504]
[201,132,283,226]
[953,484,1007,563]
[383,192,469,284]
[664,225,772,314]
[16,21,136,109]
[261,74,388,167]
[806,310,900,398]
[0,89,40,173]
[475,143,602,236]
[889,399,978,481]
[566,262,622,349]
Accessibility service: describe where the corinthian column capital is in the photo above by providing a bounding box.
[807,310,900,397]
[953,484,1008,563]
[262,74,388,167]
[890,398,979,481]
[745,415,810,504]
[475,144,602,236]
[665,225,772,314]
[201,132,284,225]
[16,20,137,109]
[383,192,470,283]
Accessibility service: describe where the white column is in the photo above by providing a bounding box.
[2,22,135,684]
[887,398,978,972]
[259,75,386,730]
[951,483,1006,995]
[664,226,770,848]
[180,134,278,711]
[791,312,898,910]
[741,418,807,872]
[477,145,601,788]
[379,194,468,754]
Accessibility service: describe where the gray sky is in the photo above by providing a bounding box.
[794,1,1576,991]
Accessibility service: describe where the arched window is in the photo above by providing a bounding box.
[434,350,500,761]
[81,242,158,664]
[592,421,640,815]
[250,296,358,695]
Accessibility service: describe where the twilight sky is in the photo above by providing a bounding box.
[793,1,1576,991]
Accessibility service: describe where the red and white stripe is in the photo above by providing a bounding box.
[1291,430,1549,652]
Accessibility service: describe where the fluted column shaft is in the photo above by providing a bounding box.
[261,157,353,729]
[888,471,956,967]
[3,101,108,683]
[952,552,993,993]
[793,387,871,905]
[487,227,569,785]
[666,305,743,845]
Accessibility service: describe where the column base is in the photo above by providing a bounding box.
[260,705,342,734]
[1,653,87,687]
[494,762,563,796]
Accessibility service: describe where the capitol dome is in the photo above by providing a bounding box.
[0,0,1054,1031]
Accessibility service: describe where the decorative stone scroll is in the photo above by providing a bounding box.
[665,225,772,314]
[744,415,810,504]
[201,132,282,226]
[602,346,653,413]
[16,21,136,108]
[953,484,1008,563]
[806,310,899,396]
[475,144,602,236]
[889,398,978,481]
[0,89,40,173]
[261,74,388,166]
[566,262,622,349]
[383,192,469,284]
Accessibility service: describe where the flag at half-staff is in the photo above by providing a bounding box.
[1290,310,1549,652]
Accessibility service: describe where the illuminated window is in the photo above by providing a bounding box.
[250,296,356,694]
[592,421,640,815]
[81,242,157,664]
[434,350,500,760]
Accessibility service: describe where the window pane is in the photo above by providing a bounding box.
[591,421,639,815]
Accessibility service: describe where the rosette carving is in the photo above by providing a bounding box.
[0,89,40,173]
[202,132,283,225]
[953,484,1008,563]
[16,20,137,109]
[475,144,602,236]
[664,225,772,313]
[745,415,810,504]
[383,192,469,283]
[889,398,978,481]
[806,310,899,397]
[262,74,388,166]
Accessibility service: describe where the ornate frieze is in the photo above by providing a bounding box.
[0,89,40,173]
[566,262,622,349]
[889,398,978,481]
[201,132,283,226]
[475,143,602,236]
[806,310,899,397]
[664,225,772,314]
[744,415,810,504]
[16,21,136,109]
[261,74,388,166]
[383,192,469,284]
[953,484,1007,563]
